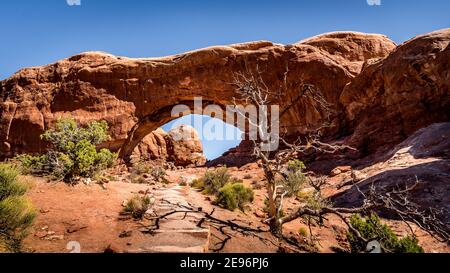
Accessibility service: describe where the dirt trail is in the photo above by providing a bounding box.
[127,185,211,253]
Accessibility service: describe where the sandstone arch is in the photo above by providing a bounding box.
[0,32,397,159]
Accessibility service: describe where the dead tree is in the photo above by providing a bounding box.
[232,68,449,249]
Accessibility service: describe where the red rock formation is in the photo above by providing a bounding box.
[332,123,450,223]
[165,125,206,167]
[0,31,395,160]
[132,126,206,167]
[340,28,450,156]
[132,128,168,162]
[2,29,449,163]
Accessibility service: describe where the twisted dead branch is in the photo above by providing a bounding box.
[231,67,449,251]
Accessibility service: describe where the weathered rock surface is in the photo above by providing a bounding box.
[340,29,450,156]
[132,128,169,161]
[0,31,396,160]
[132,126,206,167]
[128,185,210,253]
[333,123,450,222]
[165,125,206,167]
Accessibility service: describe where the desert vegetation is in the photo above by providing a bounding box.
[122,194,154,220]
[347,213,423,253]
[16,118,117,182]
[192,167,254,211]
[0,164,36,252]
[130,162,169,185]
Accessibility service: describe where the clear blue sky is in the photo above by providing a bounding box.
[1,0,449,159]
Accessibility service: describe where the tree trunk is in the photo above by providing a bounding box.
[270,218,283,238]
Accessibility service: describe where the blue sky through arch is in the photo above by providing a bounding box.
[162,115,243,160]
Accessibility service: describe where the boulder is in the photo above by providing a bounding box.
[165,125,206,167]
[133,128,169,161]
[132,126,206,167]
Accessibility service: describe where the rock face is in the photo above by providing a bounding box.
[132,126,206,167]
[340,29,450,156]
[165,125,206,167]
[132,128,168,161]
[333,123,450,223]
[0,31,395,160]
[0,29,448,163]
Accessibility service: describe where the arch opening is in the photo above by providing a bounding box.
[128,114,243,165]
[162,114,243,161]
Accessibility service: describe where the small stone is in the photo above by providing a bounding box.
[46,235,64,241]
[119,230,133,238]
[330,168,342,177]
[35,230,48,238]
[40,208,50,214]
[337,166,352,173]
[67,225,88,234]
[83,178,92,186]
[254,210,266,219]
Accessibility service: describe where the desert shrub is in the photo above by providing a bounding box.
[0,164,36,252]
[16,118,117,181]
[192,167,253,211]
[150,167,168,184]
[191,178,204,189]
[14,154,46,175]
[130,174,147,184]
[194,167,240,195]
[215,183,254,211]
[279,160,307,197]
[123,195,153,220]
[203,167,232,194]
[298,227,308,238]
[132,162,153,175]
[130,163,168,185]
[347,213,424,253]
[41,118,110,152]
[94,148,117,170]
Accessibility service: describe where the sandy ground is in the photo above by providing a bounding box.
[21,164,449,253]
